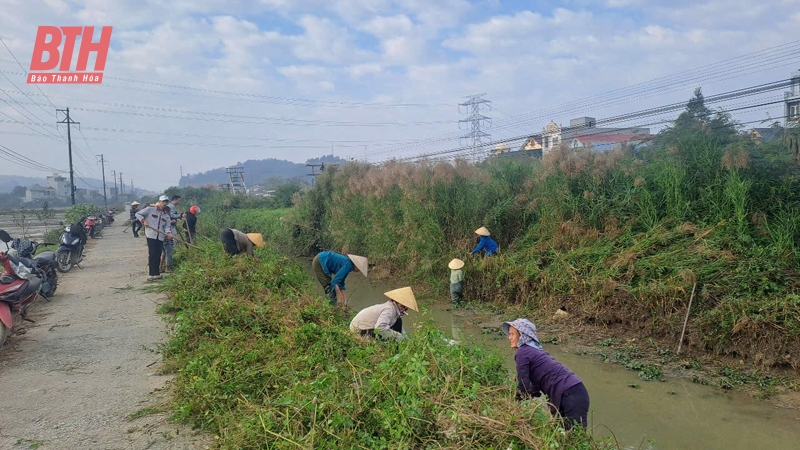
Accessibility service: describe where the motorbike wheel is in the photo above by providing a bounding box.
[0,320,7,348]
[56,250,73,273]
[45,270,58,297]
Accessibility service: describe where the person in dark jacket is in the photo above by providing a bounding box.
[502,318,590,430]
[471,226,499,256]
[182,205,199,244]
[129,201,142,237]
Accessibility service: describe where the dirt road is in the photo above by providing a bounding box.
[0,225,210,449]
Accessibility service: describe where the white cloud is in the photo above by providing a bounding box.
[290,15,373,64]
[361,14,414,39]
[347,62,383,78]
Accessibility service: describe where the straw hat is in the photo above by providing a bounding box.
[448,258,464,270]
[246,233,265,248]
[130,201,140,206]
[347,254,369,278]
[384,286,418,312]
[475,226,490,236]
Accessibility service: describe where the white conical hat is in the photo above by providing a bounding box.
[347,254,368,277]
[384,286,418,312]
[130,201,140,206]
[448,258,464,270]
[475,226,490,236]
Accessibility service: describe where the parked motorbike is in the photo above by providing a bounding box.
[85,215,101,238]
[0,250,42,347]
[104,210,115,225]
[55,221,85,273]
[0,230,59,299]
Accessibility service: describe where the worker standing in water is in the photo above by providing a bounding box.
[312,251,368,307]
[448,258,465,306]
[471,226,499,256]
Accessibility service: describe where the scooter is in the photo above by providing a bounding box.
[0,230,59,299]
[55,221,85,273]
[85,215,100,238]
[0,251,42,348]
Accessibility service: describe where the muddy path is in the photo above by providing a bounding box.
[0,225,210,449]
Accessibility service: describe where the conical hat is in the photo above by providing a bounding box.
[475,226,490,236]
[130,201,140,206]
[448,258,464,270]
[347,254,368,278]
[384,286,418,312]
[246,233,265,248]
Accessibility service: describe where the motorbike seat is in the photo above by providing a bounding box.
[0,277,40,305]
[33,251,56,264]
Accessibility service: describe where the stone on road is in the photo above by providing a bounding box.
[0,225,209,449]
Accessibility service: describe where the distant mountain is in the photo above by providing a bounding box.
[0,174,107,193]
[178,155,348,187]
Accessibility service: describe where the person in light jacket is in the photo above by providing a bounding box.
[349,287,418,341]
[502,318,590,430]
[136,195,173,281]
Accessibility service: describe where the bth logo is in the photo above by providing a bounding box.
[27,26,112,84]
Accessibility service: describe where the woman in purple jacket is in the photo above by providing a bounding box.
[502,318,590,430]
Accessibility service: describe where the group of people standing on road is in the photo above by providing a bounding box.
[130,195,200,281]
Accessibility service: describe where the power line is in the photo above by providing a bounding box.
[0,142,64,172]
[365,42,800,159]
[397,99,788,164]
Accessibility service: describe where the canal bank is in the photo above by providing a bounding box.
[298,257,800,450]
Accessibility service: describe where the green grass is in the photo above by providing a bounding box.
[158,240,614,449]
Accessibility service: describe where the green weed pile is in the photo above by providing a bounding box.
[159,242,608,449]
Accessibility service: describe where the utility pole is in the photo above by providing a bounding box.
[97,154,108,210]
[458,94,492,162]
[119,172,124,200]
[130,179,134,197]
[111,170,118,201]
[56,108,80,205]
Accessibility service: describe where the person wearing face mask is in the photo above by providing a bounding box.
[349,287,418,341]
[502,318,590,431]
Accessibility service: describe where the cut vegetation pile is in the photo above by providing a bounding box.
[157,240,609,449]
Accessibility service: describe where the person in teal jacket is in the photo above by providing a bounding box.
[471,226,499,256]
[312,251,369,306]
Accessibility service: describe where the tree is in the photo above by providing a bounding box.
[274,182,302,208]
[11,185,26,197]
[35,201,56,235]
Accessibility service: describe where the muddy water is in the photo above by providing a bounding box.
[298,258,800,450]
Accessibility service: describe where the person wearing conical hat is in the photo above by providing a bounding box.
[220,228,264,257]
[448,258,465,306]
[312,251,368,307]
[349,287,418,341]
[471,226,499,256]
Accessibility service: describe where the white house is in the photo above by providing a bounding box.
[24,184,56,202]
[46,173,71,197]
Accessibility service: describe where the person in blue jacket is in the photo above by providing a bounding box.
[312,251,369,306]
[471,226,499,256]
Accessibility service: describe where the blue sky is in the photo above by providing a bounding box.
[1,0,800,191]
